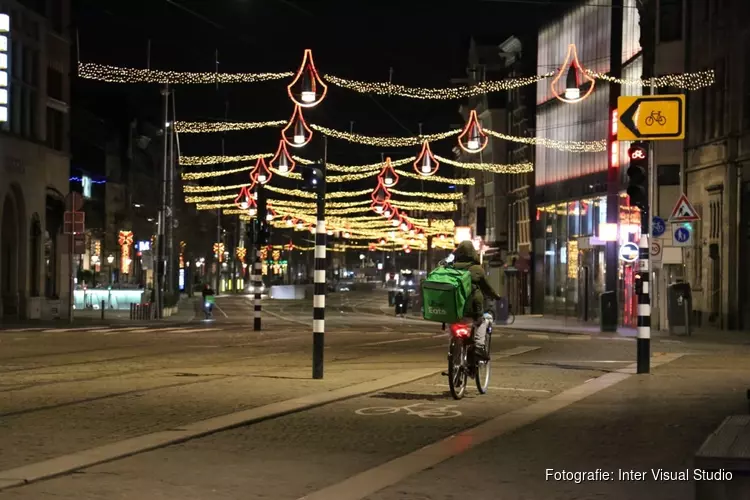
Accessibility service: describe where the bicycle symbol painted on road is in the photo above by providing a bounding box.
[355,402,462,419]
[645,110,667,127]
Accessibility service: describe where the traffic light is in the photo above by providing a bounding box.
[626,141,648,209]
[302,163,324,191]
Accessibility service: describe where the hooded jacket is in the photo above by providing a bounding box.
[452,240,501,320]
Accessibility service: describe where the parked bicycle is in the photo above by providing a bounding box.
[445,313,493,400]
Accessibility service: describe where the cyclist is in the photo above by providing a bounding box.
[452,240,502,360]
[202,284,215,318]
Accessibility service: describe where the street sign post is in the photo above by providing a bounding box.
[652,216,666,237]
[668,193,700,222]
[651,240,663,266]
[64,191,85,325]
[617,94,685,141]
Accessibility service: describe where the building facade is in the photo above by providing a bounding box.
[532,0,643,326]
[683,0,750,330]
[0,0,71,319]
[500,36,535,316]
[455,37,513,297]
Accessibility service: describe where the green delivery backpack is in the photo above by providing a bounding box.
[421,265,473,323]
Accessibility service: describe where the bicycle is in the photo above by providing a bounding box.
[445,314,493,400]
[645,110,667,126]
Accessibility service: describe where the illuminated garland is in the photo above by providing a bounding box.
[184,194,235,203]
[307,124,460,147]
[395,169,474,185]
[81,61,714,97]
[586,69,715,91]
[434,155,534,174]
[322,72,555,99]
[265,185,372,199]
[484,129,607,153]
[270,168,302,180]
[180,154,271,166]
[184,183,251,193]
[389,189,463,200]
[182,164,258,180]
[174,120,286,133]
[78,62,292,84]
[269,199,372,209]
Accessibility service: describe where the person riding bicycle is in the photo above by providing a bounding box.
[202,284,215,317]
[452,240,502,361]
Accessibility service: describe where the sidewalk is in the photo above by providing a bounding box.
[0,297,198,330]
[498,314,750,345]
[364,350,750,500]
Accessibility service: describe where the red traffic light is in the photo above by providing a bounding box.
[628,145,647,161]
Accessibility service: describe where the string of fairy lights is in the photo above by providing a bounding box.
[81,45,716,254]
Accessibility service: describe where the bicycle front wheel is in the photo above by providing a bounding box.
[475,333,492,394]
[448,338,467,400]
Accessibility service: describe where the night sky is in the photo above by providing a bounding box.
[73,0,568,192]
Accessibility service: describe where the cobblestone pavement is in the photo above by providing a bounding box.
[0,295,746,499]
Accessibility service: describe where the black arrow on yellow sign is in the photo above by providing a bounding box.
[620,96,684,139]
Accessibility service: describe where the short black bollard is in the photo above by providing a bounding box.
[130,303,135,320]
[101,300,105,320]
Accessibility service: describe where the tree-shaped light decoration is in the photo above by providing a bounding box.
[457,109,488,154]
[551,43,595,104]
[287,49,328,108]
[378,157,400,188]
[255,157,272,185]
[281,104,313,148]
[414,141,440,176]
[370,178,392,214]
[269,139,296,175]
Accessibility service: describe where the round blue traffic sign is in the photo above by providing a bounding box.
[619,242,639,262]
[652,217,666,237]
[674,226,690,243]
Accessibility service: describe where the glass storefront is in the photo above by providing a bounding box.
[534,194,642,326]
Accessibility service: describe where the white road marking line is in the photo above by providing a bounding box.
[40,327,103,333]
[360,334,444,347]
[213,303,229,318]
[546,360,631,364]
[527,334,549,340]
[0,328,45,332]
[297,353,685,500]
[430,384,551,394]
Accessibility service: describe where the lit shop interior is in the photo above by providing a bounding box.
[533,194,642,326]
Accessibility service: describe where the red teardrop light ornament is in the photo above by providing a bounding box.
[378,157,400,188]
[379,237,386,245]
[382,202,394,219]
[269,140,296,175]
[234,186,253,211]
[550,43,596,104]
[414,141,440,176]
[255,157,272,185]
[287,49,328,108]
[266,204,277,221]
[458,110,488,154]
[282,105,313,148]
[371,178,392,205]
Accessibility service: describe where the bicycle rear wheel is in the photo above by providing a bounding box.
[448,338,467,400]
[475,332,491,394]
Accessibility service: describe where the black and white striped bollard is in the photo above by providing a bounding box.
[312,163,326,379]
[637,226,650,373]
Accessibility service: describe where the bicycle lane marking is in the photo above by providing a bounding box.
[355,403,462,419]
[297,352,686,500]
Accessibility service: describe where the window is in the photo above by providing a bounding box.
[46,106,63,150]
[659,0,683,42]
[46,66,62,100]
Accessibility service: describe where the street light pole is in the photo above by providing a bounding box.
[253,184,266,331]
[157,84,169,318]
[312,137,328,380]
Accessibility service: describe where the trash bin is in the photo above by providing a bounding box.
[600,291,617,332]
[494,298,509,324]
[667,282,692,335]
